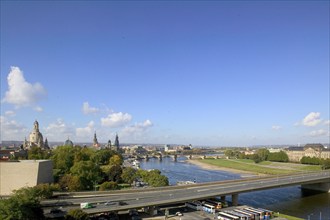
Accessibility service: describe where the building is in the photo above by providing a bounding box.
[0,160,53,196]
[285,144,330,162]
[23,120,45,150]
[64,137,74,147]
[114,134,119,152]
[93,132,100,148]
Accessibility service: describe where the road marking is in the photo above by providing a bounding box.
[197,189,210,192]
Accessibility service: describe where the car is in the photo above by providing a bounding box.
[118,201,128,206]
[50,208,64,214]
[105,201,115,205]
[175,212,183,216]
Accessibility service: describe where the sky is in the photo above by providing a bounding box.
[0,1,329,147]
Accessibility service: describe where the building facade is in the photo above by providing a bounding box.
[23,120,45,150]
[285,144,330,162]
[0,160,53,196]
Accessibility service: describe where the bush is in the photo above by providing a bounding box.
[65,209,89,220]
[99,181,118,191]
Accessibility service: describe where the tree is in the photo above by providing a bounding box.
[252,154,261,163]
[104,165,123,183]
[136,169,169,187]
[33,183,60,199]
[70,161,102,190]
[0,187,45,220]
[121,167,137,185]
[224,150,233,158]
[267,151,289,162]
[99,181,118,191]
[51,146,76,174]
[91,149,116,165]
[59,174,83,191]
[109,154,123,166]
[28,146,45,160]
[322,159,330,170]
[65,209,89,220]
[256,148,270,161]
[74,147,94,163]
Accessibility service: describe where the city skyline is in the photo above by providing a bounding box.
[1,1,329,146]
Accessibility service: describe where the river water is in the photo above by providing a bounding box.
[139,157,330,219]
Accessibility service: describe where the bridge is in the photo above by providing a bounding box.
[44,171,330,215]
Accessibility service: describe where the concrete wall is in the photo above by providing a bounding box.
[0,160,53,196]
[301,182,330,193]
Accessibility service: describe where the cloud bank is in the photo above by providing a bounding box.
[101,112,132,127]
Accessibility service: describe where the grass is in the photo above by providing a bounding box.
[200,159,297,175]
[200,158,322,175]
[274,212,304,220]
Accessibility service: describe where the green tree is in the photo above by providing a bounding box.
[65,209,89,220]
[28,146,45,160]
[33,183,60,199]
[70,161,102,190]
[252,154,261,163]
[91,149,116,165]
[268,151,288,162]
[99,181,119,191]
[136,169,169,187]
[74,147,94,163]
[121,167,137,185]
[322,159,330,170]
[0,187,45,220]
[224,150,233,158]
[51,146,76,174]
[104,165,123,183]
[257,148,270,161]
[109,154,123,166]
[59,174,83,191]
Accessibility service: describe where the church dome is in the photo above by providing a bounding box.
[64,138,74,147]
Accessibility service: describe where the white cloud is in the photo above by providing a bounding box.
[44,119,75,141]
[76,121,95,138]
[34,106,43,112]
[82,102,99,115]
[5,110,16,117]
[302,112,322,127]
[101,112,132,127]
[0,116,27,141]
[308,129,329,137]
[324,120,330,126]
[272,125,282,130]
[2,66,47,108]
[122,119,153,135]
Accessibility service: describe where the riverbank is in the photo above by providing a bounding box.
[188,158,319,175]
[186,159,260,177]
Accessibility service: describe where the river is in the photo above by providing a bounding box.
[139,157,330,219]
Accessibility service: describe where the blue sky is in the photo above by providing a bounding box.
[1,1,329,146]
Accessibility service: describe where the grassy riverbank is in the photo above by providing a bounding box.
[195,158,322,175]
[274,213,304,220]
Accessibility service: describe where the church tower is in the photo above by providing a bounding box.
[28,120,44,149]
[114,133,119,152]
[93,132,100,148]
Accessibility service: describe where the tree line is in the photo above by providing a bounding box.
[224,148,330,170]
[224,148,289,163]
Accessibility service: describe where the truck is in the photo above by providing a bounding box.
[80,202,93,209]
